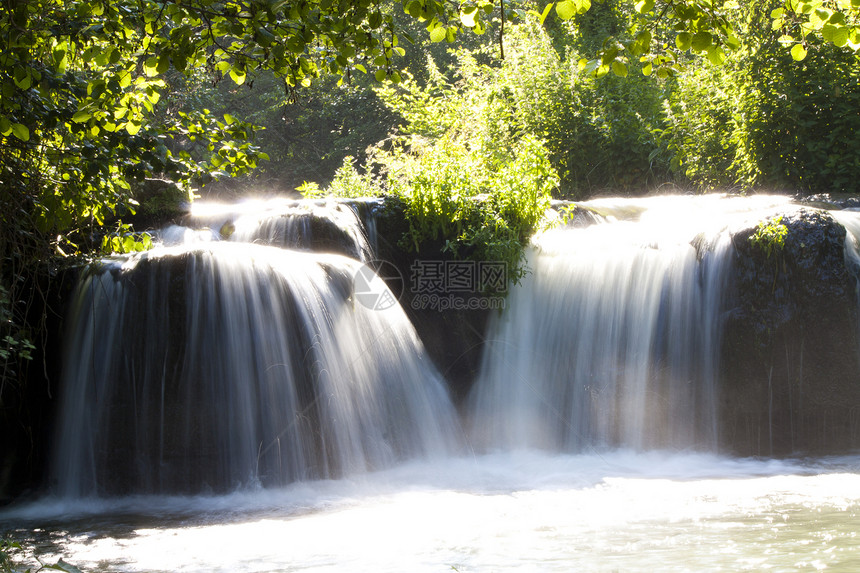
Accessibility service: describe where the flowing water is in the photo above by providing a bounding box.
[4,195,860,571]
[4,452,860,572]
[158,197,378,261]
[53,242,457,496]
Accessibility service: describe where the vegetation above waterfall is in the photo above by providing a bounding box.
[302,50,558,282]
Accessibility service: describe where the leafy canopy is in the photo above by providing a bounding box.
[546,0,860,78]
[3,0,860,377]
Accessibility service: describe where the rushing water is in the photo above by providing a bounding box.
[469,195,802,452]
[159,197,378,261]
[54,242,458,496]
[4,452,860,572]
[5,195,860,571]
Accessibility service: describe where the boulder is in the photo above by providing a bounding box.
[720,208,860,455]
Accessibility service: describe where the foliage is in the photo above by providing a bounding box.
[299,156,384,198]
[663,0,860,192]
[750,215,789,258]
[772,0,860,61]
[551,0,860,78]
[379,134,556,281]
[0,538,15,573]
[303,54,559,283]
[0,538,84,573]
[502,9,671,195]
[374,10,670,197]
[100,223,155,255]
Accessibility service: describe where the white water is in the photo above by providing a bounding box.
[54,242,458,496]
[159,198,378,260]
[4,451,860,572]
[8,194,860,571]
[469,195,799,452]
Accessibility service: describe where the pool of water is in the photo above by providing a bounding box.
[4,451,860,572]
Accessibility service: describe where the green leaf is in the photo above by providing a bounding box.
[556,0,577,19]
[676,32,692,50]
[809,8,829,29]
[374,69,387,81]
[0,116,11,136]
[11,123,29,141]
[823,24,850,46]
[635,0,655,14]
[144,57,159,77]
[691,32,713,51]
[429,25,447,42]
[829,11,847,25]
[725,34,740,50]
[13,67,31,90]
[791,43,808,60]
[406,1,421,18]
[173,52,187,71]
[706,46,726,65]
[72,110,92,123]
[125,121,142,135]
[460,8,477,27]
[642,62,653,76]
[611,60,628,77]
[230,68,247,85]
[540,3,554,25]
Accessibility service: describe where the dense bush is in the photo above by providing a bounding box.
[664,1,860,193]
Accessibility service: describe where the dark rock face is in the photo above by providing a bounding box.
[720,208,860,456]
[373,199,494,401]
[0,268,78,505]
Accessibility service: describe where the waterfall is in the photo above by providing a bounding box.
[159,198,378,261]
[468,196,793,452]
[54,242,458,496]
[54,193,834,497]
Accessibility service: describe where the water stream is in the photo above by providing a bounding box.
[4,195,860,571]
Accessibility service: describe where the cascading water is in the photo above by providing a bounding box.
[53,240,458,496]
[8,195,860,572]
[468,195,797,452]
[159,197,378,261]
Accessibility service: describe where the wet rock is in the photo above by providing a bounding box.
[720,208,860,456]
[795,193,860,210]
[373,198,494,400]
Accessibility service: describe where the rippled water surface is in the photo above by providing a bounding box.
[4,451,860,572]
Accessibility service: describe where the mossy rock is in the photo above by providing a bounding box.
[720,208,860,456]
[132,178,193,221]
